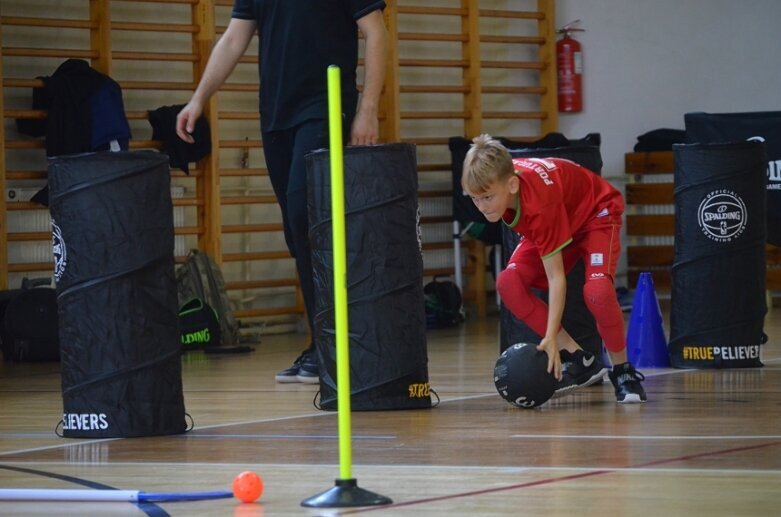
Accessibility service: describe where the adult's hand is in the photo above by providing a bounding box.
[350,108,379,145]
[176,100,204,144]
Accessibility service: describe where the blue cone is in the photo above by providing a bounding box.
[626,272,670,367]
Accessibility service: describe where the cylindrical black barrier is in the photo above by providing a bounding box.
[500,146,603,357]
[49,151,187,437]
[685,111,781,246]
[307,143,431,411]
[669,142,767,368]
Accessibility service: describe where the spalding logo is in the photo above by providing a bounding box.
[52,219,67,282]
[697,190,747,242]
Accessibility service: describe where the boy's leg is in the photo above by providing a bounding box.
[497,240,604,398]
[579,222,647,403]
[496,239,551,340]
[548,245,608,397]
[560,261,603,359]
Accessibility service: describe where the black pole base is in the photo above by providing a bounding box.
[301,478,392,508]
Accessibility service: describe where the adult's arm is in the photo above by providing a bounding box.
[350,9,388,145]
[176,18,257,143]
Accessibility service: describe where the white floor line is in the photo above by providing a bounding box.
[3,356,779,458]
[3,460,779,477]
[509,434,781,440]
[0,439,122,458]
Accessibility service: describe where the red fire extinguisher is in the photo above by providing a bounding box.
[556,20,584,113]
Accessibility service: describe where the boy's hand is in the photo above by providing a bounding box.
[537,337,562,380]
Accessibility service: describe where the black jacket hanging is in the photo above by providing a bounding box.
[148,104,211,174]
[42,59,130,157]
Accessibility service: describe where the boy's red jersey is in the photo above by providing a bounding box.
[502,157,624,258]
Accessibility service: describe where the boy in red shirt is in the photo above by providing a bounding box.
[462,134,646,403]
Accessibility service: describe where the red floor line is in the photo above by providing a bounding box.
[337,469,612,514]
[635,440,781,469]
[337,440,781,514]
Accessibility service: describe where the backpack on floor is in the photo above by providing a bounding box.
[178,298,221,351]
[0,278,60,362]
[424,276,464,328]
[176,249,240,347]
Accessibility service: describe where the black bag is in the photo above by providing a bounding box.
[176,249,240,347]
[0,278,59,362]
[424,277,463,328]
[178,298,221,350]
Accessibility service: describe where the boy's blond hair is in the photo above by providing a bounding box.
[461,134,514,195]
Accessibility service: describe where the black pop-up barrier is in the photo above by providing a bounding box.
[669,142,767,368]
[500,144,604,358]
[307,143,431,411]
[685,111,781,246]
[49,151,187,437]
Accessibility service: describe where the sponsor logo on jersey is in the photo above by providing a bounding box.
[520,158,556,186]
[590,253,604,266]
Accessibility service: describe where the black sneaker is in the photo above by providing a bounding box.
[275,350,319,384]
[608,362,647,403]
[552,350,608,399]
[296,352,320,384]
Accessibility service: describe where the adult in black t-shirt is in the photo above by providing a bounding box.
[177,0,388,383]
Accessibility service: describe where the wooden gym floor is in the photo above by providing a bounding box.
[1,304,780,516]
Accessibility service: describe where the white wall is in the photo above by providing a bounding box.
[555,0,781,178]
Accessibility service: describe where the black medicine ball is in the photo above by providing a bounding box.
[494,342,556,408]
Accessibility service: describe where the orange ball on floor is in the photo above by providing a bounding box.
[232,470,264,503]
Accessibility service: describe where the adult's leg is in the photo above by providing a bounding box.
[263,114,352,382]
[261,129,296,256]
[262,120,332,342]
[285,119,330,341]
[262,127,321,381]
[282,110,354,330]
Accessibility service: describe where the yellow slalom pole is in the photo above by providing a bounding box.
[301,66,391,508]
[327,65,352,481]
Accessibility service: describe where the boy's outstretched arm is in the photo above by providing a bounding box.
[538,252,567,380]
